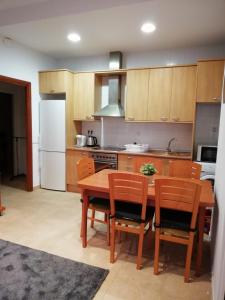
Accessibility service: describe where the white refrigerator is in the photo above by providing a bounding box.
[40,100,66,191]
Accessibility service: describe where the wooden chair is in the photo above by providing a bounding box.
[168,160,201,179]
[77,157,110,245]
[154,178,202,282]
[133,156,163,175]
[108,172,155,269]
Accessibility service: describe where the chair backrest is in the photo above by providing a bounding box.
[76,157,95,180]
[168,160,201,179]
[155,178,202,230]
[133,156,163,175]
[108,172,148,220]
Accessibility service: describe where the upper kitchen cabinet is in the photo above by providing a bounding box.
[170,66,196,122]
[39,70,75,147]
[125,69,150,121]
[148,68,172,121]
[39,70,68,94]
[73,72,100,121]
[196,59,225,103]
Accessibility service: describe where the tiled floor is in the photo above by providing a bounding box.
[0,185,211,300]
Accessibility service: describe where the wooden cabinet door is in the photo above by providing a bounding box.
[74,73,95,121]
[39,71,67,94]
[66,150,89,192]
[148,68,172,121]
[125,69,150,121]
[170,66,196,122]
[197,60,224,103]
[118,154,135,171]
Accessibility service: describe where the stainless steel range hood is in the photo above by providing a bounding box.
[93,52,125,117]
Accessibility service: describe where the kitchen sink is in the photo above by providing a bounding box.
[148,150,191,157]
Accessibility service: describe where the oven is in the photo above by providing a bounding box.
[90,152,118,172]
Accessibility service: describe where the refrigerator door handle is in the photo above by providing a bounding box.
[40,150,65,154]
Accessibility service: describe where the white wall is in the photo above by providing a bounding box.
[63,43,225,150]
[0,38,57,186]
[212,101,225,300]
[1,40,224,185]
[56,43,225,71]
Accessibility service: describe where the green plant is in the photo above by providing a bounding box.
[140,163,157,176]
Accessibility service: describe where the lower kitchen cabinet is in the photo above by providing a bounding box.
[66,149,89,192]
[118,154,191,175]
[118,154,170,174]
[118,154,135,171]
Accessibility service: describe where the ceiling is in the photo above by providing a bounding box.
[0,0,224,58]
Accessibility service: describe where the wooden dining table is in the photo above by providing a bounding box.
[78,169,214,275]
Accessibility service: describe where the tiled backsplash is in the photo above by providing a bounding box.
[82,118,193,151]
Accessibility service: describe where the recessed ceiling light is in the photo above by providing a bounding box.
[67,33,81,42]
[141,23,156,33]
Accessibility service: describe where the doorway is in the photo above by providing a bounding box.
[0,93,13,181]
[0,75,33,191]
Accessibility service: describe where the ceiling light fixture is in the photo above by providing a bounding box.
[141,22,156,33]
[67,33,81,42]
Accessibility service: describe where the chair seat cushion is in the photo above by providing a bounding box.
[114,202,155,224]
[88,196,110,210]
[158,208,195,232]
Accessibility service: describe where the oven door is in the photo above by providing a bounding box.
[94,161,117,172]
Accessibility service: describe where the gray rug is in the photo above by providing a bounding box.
[0,239,109,300]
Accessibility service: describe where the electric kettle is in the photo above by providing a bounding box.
[86,130,98,147]
[76,135,87,147]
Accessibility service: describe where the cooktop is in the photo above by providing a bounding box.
[92,146,125,151]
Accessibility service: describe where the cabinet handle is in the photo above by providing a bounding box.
[160,117,168,121]
[127,156,132,159]
[86,116,94,120]
[172,117,180,122]
[127,117,135,121]
[212,97,220,102]
[81,152,86,155]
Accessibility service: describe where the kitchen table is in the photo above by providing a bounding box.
[78,169,214,276]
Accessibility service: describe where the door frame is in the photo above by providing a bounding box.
[0,75,33,191]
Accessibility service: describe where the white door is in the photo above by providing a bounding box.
[40,100,65,152]
[40,151,65,191]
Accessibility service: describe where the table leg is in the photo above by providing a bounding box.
[196,207,205,276]
[82,190,88,248]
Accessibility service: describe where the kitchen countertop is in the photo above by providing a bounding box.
[67,146,192,160]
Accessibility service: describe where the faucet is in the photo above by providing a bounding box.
[166,138,176,153]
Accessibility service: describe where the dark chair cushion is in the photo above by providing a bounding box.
[80,196,110,210]
[89,196,110,209]
[113,201,155,224]
[157,208,195,232]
